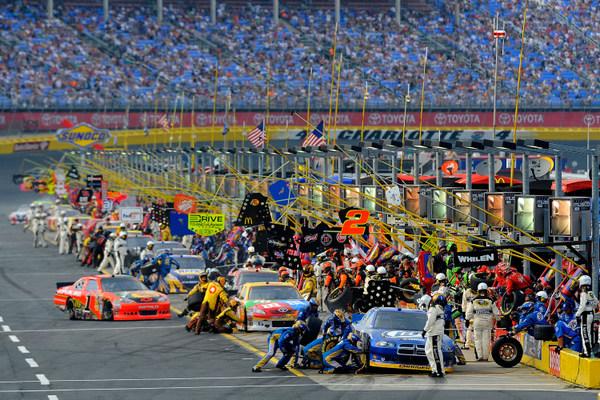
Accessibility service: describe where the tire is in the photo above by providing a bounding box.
[67,299,76,320]
[301,316,322,346]
[533,324,555,341]
[491,336,523,368]
[243,309,248,332]
[397,278,420,303]
[187,292,204,312]
[102,302,114,321]
[496,315,513,329]
[352,297,370,313]
[500,291,525,316]
[324,287,353,313]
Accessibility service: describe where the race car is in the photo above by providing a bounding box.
[9,204,30,225]
[165,255,207,291]
[352,307,464,371]
[230,269,279,294]
[237,282,310,332]
[53,275,171,321]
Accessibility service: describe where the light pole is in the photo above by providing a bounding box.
[492,15,506,139]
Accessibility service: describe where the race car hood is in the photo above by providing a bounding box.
[112,290,165,303]
[244,300,309,315]
[365,328,455,350]
[169,269,203,278]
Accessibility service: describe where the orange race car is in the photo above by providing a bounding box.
[54,275,171,321]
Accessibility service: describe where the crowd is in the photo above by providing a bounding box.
[1,1,598,109]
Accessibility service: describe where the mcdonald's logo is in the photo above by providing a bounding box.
[495,177,506,184]
[244,217,254,225]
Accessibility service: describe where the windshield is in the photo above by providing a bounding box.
[248,285,301,300]
[101,277,149,292]
[372,311,427,331]
[173,257,205,269]
[154,242,186,250]
[239,272,279,286]
[126,236,149,248]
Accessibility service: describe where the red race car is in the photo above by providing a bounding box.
[54,275,171,321]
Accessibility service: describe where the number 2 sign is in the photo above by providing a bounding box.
[340,209,370,235]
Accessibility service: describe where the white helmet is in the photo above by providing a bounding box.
[109,232,117,238]
[351,257,359,263]
[120,223,126,228]
[376,266,387,275]
[147,241,154,247]
[119,231,127,238]
[247,246,255,254]
[366,265,375,273]
[477,282,488,292]
[536,290,548,301]
[436,273,447,282]
[579,275,592,286]
[60,210,66,216]
[417,294,432,310]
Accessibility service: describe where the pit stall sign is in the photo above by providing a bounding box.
[188,213,226,236]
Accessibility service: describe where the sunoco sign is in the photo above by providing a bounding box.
[56,122,111,149]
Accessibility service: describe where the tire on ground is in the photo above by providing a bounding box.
[301,316,322,346]
[533,324,555,341]
[325,287,353,314]
[491,336,523,368]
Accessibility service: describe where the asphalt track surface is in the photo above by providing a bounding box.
[0,153,598,400]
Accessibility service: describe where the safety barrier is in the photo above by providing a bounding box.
[518,333,600,388]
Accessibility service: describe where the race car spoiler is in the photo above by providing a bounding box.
[56,281,75,289]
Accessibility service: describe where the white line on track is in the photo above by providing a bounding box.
[1,325,10,332]
[0,325,182,334]
[17,346,29,354]
[0,316,3,322]
[36,375,50,386]
[48,395,59,400]
[8,335,19,342]
[25,358,39,368]
[0,382,584,394]
[0,298,54,302]
[41,376,302,383]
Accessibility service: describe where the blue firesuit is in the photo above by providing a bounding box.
[322,338,362,372]
[145,254,179,291]
[556,312,582,352]
[254,328,301,369]
[297,304,319,322]
[514,309,548,336]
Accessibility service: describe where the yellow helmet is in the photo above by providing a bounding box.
[217,276,226,287]
[293,320,307,334]
[229,298,238,308]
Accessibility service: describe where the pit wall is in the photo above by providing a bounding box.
[519,333,600,388]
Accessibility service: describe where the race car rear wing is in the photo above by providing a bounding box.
[56,281,75,289]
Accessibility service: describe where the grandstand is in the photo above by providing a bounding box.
[0,0,598,110]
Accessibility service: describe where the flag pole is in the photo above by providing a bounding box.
[211,63,219,146]
[510,0,529,187]
[399,84,410,173]
[306,67,312,144]
[191,95,196,174]
[333,53,343,145]
[326,22,338,144]
[360,82,369,142]
[418,47,428,144]
[265,63,271,148]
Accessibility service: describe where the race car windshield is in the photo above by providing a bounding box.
[248,286,302,300]
[172,257,205,269]
[238,272,279,286]
[101,277,148,292]
[154,242,186,251]
[372,311,427,331]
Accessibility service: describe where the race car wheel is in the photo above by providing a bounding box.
[67,299,76,320]
[102,302,114,321]
[243,309,248,332]
[491,336,523,368]
[500,291,525,316]
[397,278,420,303]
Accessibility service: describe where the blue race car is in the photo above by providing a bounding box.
[352,307,464,371]
[165,255,207,290]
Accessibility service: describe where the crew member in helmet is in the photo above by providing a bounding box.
[297,298,319,322]
[253,321,307,372]
[322,332,364,374]
[278,267,294,284]
[336,265,351,290]
[300,263,317,300]
[213,298,241,333]
[113,231,128,275]
[550,303,582,354]
[417,294,432,311]
[177,271,210,318]
[140,241,155,261]
[423,295,447,377]
[575,275,599,357]
[534,290,549,315]
[432,273,449,296]
[362,265,377,295]
[512,301,547,336]
[465,283,499,361]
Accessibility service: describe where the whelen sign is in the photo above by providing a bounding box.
[454,249,499,267]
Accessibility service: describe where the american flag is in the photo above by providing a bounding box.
[247,121,266,148]
[302,120,326,147]
[158,114,170,132]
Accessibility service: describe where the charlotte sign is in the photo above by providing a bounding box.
[454,249,498,267]
[188,213,225,236]
[56,122,111,149]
